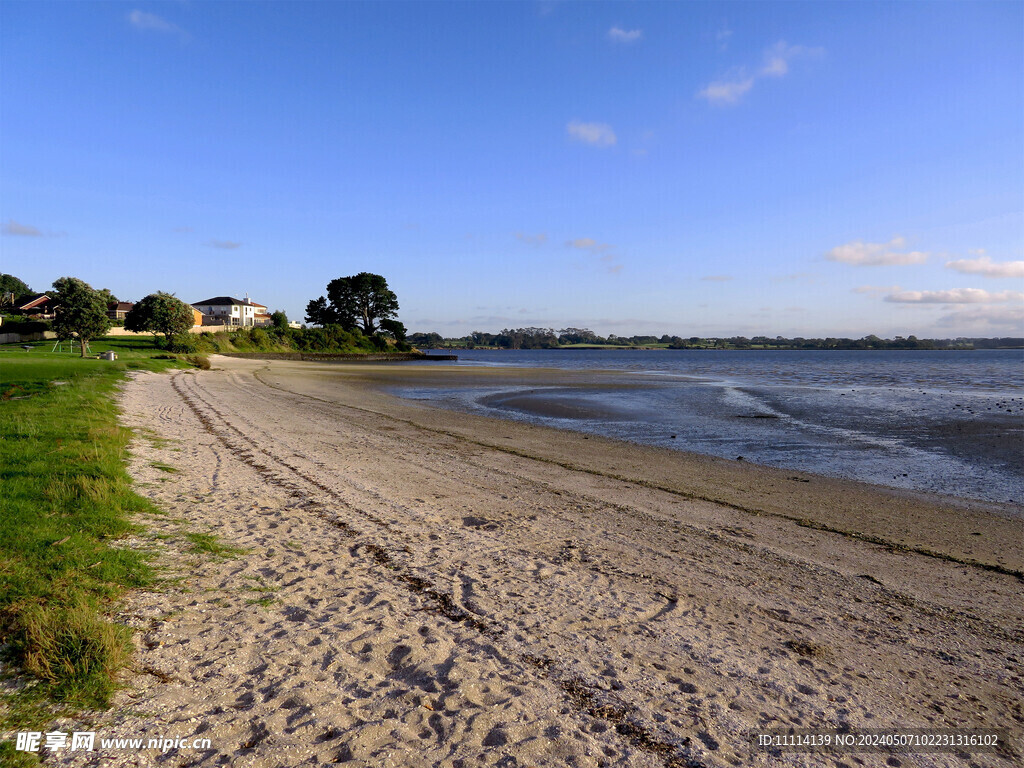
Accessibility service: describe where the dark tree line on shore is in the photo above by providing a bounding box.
[407,327,1023,351]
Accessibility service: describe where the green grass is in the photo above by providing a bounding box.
[0,343,190,729]
[183,533,247,558]
[244,596,279,607]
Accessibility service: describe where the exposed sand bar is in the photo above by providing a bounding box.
[58,357,1022,767]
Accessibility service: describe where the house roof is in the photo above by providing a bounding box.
[14,293,51,311]
[111,302,134,311]
[192,296,267,308]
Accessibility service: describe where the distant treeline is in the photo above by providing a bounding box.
[407,327,1023,351]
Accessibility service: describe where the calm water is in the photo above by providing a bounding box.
[392,349,1024,507]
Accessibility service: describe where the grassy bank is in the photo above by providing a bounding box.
[0,343,188,754]
[173,325,413,356]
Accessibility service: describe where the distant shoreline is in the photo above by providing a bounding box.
[414,345,1024,351]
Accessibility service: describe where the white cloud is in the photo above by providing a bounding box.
[945,253,1024,279]
[3,219,42,237]
[826,236,928,266]
[933,306,1024,333]
[697,76,754,105]
[129,10,178,32]
[760,42,822,78]
[853,285,902,294]
[208,240,242,250]
[884,288,1023,304]
[608,27,642,44]
[566,237,611,252]
[567,120,617,147]
[698,40,822,106]
[128,10,188,40]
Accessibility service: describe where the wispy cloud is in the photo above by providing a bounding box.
[945,252,1024,279]
[771,272,818,283]
[567,120,617,147]
[567,237,621,273]
[715,25,733,51]
[208,240,242,250]
[701,275,734,282]
[698,40,822,106]
[934,306,1024,333]
[853,285,902,295]
[515,232,548,246]
[884,288,1023,304]
[760,41,821,78]
[697,75,754,106]
[826,236,928,266]
[128,10,187,38]
[172,225,193,233]
[566,237,612,252]
[3,219,42,237]
[608,27,642,44]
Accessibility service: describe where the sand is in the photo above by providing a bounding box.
[44,356,1022,767]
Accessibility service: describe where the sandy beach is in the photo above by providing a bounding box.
[50,356,1023,767]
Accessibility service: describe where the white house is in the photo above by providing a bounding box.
[191,296,271,327]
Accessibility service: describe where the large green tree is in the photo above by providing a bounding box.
[125,292,196,347]
[0,273,31,298]
[51,277,112,357]
[307,272,400,334]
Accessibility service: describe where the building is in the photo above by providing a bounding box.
[11,293,55,318]
[191,296,271,327]
[108,302,135,320]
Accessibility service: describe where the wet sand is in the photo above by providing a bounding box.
[49,357,1023,767]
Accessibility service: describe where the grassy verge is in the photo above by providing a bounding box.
[0,342,189,751]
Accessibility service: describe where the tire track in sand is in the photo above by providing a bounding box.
[170,371,703,768]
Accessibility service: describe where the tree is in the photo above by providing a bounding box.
[304,296,333,326]
[323,272,399,335]
[51,277,112,357]
[96,288,119,313]
[379,318,407,341]
[125,292,196,347]
[0,273,31,299]
[270,310,289,330]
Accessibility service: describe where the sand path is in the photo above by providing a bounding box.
[50,358,1022,767]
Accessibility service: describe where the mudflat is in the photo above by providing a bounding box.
[53,357,1023,767]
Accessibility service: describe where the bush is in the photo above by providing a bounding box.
[1,319,51,335]
[13,604,132,707]
[185,354,210,370]
[167,334,198,353]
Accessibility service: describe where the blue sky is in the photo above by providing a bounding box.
[2,1,1022,337]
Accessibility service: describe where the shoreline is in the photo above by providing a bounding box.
[47,356,1022,767]
[255,359,1023,569]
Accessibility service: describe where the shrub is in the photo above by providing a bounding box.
[0,319,50,335]
[185,354,210,370]
[167,334,198,353]
[13,604,132,707]
[247,327,270,349]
